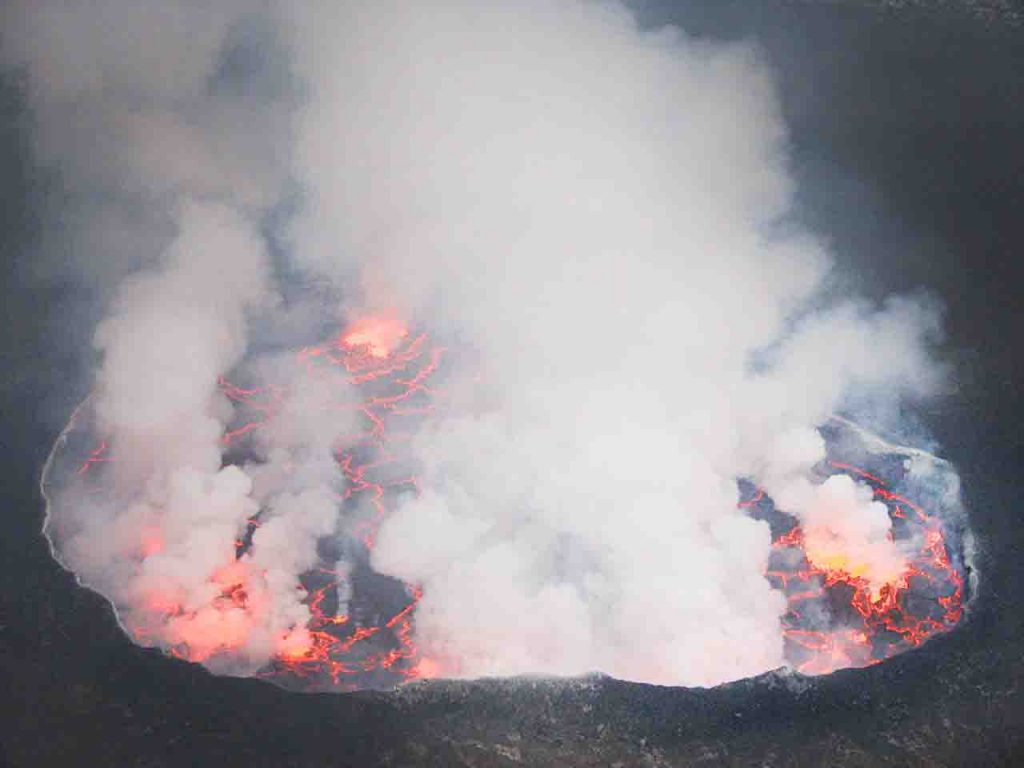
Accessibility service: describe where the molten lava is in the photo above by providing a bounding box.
[72,317,965,688]
[339,313,409,360]
[234,319,441,689]
[753,460,964,675]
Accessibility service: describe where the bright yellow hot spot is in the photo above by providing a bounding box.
[340,314,408,359]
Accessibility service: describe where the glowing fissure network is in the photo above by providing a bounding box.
[47,317,964,690]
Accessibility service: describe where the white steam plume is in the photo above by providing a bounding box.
[7,1,349,672]
[9,0,947,686]
[285,0,943,684]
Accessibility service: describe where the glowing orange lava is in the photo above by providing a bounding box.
[759,460,964,675]
[339,313,409,359]
[234,319,440,688]
[76,317,963,687]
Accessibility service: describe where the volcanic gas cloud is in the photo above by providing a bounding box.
[11,0,970,691]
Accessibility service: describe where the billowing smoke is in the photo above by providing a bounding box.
[8,0,959,688]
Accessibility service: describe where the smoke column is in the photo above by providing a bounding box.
[7,0,958,687]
